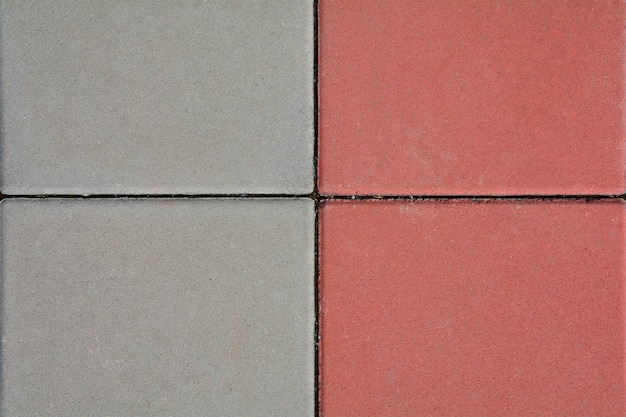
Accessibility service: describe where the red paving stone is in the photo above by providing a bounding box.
[319,200,626,417]
[318,1,626,196]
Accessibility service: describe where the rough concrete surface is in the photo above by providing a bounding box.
[0,1,314,195]
[0,198,315,416]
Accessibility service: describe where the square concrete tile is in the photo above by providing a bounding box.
[0,1,313,195]
[318,0,625,195]
[0,198,314,416]
[320,200,625,416]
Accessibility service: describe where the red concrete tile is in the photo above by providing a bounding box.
[318,1,626,195]
[319,200,626,416]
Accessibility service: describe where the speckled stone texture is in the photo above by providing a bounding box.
[0,198,315,417]
[318,0,625,195]
[0,1,314,195]
[320,200,626,417]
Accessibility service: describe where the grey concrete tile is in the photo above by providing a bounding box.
[0,1,313,195]
[0,198,314,416]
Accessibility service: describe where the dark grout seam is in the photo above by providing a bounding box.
[318,194,626,202]
[312,1,321,416]
[313,199,321,417]
[1,193,622,202]
[0,193,313,200]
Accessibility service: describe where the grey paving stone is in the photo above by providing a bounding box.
[0,198,315,416]
[0,1,313,195]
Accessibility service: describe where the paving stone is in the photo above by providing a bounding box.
[318,0,625,195]
[0,198,314,416]
[319,200,625,416]
[0,1,313,195]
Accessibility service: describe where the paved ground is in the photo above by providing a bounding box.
[1,1,624,416]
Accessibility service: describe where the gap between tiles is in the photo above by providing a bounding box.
[1,193,624,201]
[311,1,321,414]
